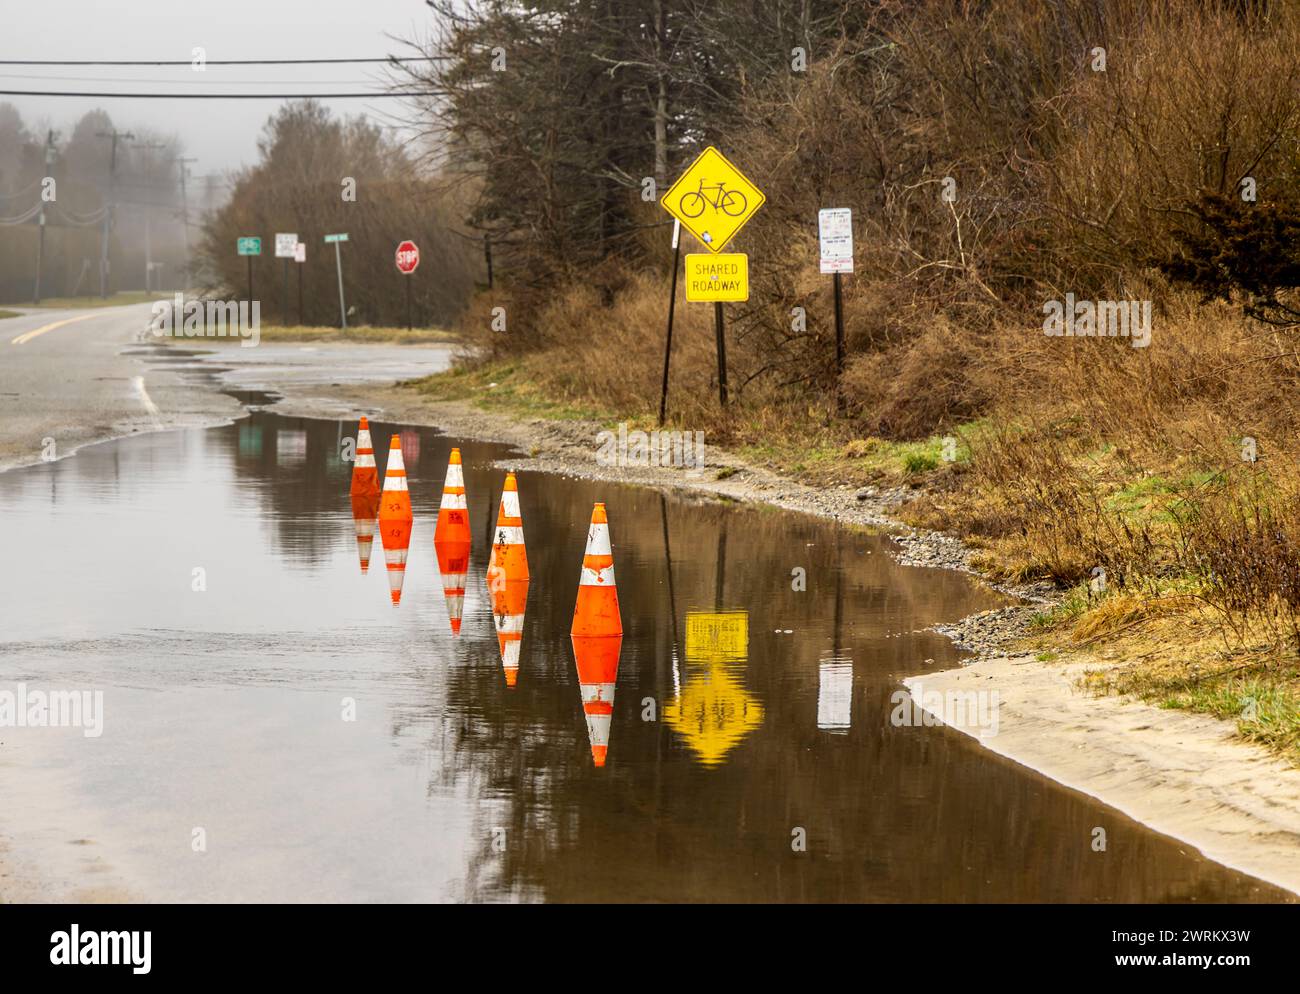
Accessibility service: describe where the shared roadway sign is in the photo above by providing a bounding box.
[236,236,261,256]
[661,146,765,254]
[685,253,748,302]
[684,610,750,661]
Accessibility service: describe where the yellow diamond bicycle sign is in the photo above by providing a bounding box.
[662,146,765,254]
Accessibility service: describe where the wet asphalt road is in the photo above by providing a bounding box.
[0,302,454,472]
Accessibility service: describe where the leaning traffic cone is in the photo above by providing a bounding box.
[487,472,529,588]
[491,578,530,688]
[433,447,471,545]
[435,538,471,634]
[349,416,381,496]
[350,491,381,574]
[570,502,623,767]
[378,434,414,606]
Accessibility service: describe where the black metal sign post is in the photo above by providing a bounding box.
[714,301,728,408]
[658,219,681,426]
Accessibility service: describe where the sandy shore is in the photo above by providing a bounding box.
[905,655,1300,897]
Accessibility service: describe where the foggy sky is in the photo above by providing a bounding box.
[1,0,433,182]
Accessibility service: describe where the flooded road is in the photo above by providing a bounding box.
[0,409,1289,902]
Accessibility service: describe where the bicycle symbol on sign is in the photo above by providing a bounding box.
[678,179,748,219]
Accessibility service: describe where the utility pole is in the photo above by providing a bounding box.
[33,130,56,305]
[176,156,196,288]
[95,128,134,298]
[131,140,166,294]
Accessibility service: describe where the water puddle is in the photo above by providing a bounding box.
[0,410,1289,901]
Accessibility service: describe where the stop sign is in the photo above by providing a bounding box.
[395,240,420,274]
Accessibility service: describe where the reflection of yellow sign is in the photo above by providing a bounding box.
[684,253,748,302]
[661,146,765,254]
[663,662,764,768]
[685,610,749,661]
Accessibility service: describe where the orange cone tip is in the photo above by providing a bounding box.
[349,416,381,496]
[434,447,471,546]
[571,502,622,767]
[488,471,529,586]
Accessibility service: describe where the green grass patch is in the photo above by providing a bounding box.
[1152,676,1300,762]
[211,323,455,345]
[405,360,628,423]
[0,309,21,320]
[31,292,163,310]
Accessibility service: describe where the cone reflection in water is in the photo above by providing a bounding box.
[435,539,471,634]
[434,447,471,545]
[378,433,413,606]
[491,578,530,687]
[349,416,381,495]
[487,471,529,587]
[570,502,622,767]
[349,492,381,574]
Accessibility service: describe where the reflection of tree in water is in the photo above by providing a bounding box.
[385,456,1288,903]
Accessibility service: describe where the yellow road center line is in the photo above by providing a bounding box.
[10,311,104,346]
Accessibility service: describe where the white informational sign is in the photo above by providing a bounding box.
[275,232,299,259]
[818,207,853,274]
[293,242,306,263]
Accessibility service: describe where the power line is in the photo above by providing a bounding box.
[0,72,393,85]
[0,89,436,99]
[0,57,445,66]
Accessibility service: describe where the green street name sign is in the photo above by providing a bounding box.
[324,233,349,243]
[237,236,261,256]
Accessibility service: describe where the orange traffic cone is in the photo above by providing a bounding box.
[491,578,530,687]
[435,538,471,634]
[433,447,471,545]
[350,491,381,574]
[378,434,414,606]
[487,471,529,588]
[349,416,381,495]
[571,502,623,767]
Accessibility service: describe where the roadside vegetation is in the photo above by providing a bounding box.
[396,0,1300,763]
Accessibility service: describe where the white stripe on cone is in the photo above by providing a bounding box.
[584,712,612,748]
[494,525,525,545]
[580,682,616,703]
[580,565,616,586]
[501,488,522,519]
[584,522,612,557]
